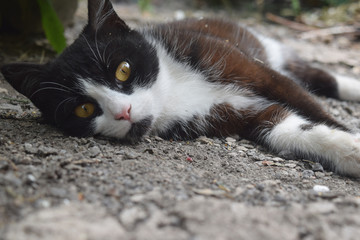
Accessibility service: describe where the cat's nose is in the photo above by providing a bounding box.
[114,105,131,121]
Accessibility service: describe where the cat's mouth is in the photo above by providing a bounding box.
[125,116,153,143]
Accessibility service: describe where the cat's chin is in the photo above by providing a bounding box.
[124,116,154,143]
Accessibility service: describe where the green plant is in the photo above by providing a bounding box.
[37,0,66,53]
[138,0,152,12]
[291,0,301,16]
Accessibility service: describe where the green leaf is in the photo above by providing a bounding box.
[37,0,66,53]
[138,0,152,13]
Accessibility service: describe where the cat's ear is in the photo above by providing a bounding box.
[1,63,43,99]
[87,0,130,32]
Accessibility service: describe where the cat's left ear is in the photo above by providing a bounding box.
[87,0,130,32]
[1,63,43,99]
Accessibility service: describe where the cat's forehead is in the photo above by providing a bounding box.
[56,29,150,70]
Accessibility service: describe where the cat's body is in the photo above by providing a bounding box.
[2,0,360,177]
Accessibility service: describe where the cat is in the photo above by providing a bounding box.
[2,0,360,177]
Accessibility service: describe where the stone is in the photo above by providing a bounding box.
[38,146,58,156]
[5,203,126,240]
[89,146,101,158]
[311,162,324,172]
[124,151,139,159]
[197,136,213,144]
[228,152,238,157]
[154,136,164,141]
[302,170,315,179]
[225,137,237,143]
[313,185,330,193]
[0,103,22,112]
[0,87,9,94]
[284,163,297,168]
[236,146,248,152]
[24,143,38,154]
[314,172,326,178]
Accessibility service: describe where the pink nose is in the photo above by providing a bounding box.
[114,105,131,121]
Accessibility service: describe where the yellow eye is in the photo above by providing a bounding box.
[115,61,131,82]
[74,103,95,118]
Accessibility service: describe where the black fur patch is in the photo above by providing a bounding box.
[125,116,153,142]
[300,124,314,131]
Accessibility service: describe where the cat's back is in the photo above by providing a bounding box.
[144,18,268,64]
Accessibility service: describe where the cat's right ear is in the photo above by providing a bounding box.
[1,63,43,99]
[87,0,130,32]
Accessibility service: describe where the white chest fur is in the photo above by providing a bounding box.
[150,46,270,134]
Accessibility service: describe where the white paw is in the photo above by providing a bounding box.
[335,74,360,101]
[334,134,360,177]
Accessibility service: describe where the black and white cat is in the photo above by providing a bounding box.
[2,0,360,177]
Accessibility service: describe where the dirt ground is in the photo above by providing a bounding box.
[1,1,360,240]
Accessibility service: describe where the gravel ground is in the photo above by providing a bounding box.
[1,1,360,240]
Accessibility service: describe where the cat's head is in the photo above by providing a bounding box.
[1,0,160,141]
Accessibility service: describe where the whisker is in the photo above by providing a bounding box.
[102,41,113,68]
[29,87,73,100]
[54,97,75,124]
[81,34,102,68]
[106,50,117,68]
[41,82,78,95]
[95,29,104,64]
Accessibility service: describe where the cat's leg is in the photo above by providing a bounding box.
[244,104,360,177]
[259,36,360,101]
[283,58,360,102]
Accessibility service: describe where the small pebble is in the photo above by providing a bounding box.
[0,103,22,112]
[314,172,326,178]
[89,146,101,158]
[284,163,297,168]
[302,170,315,179]
[236,146,248,152]
[27,174,36,183]
[124,151,138,159]
[38,146,58,156]
[272,157,285,162]
[311,162,324,172]
[24,143,38,154]
[228,152,238,157]
[197,136,213,145]
[0,87,9,94]
[313,185,330,193]
[331,108,340,116]
[225,137,236,143]
[154,136,164,141]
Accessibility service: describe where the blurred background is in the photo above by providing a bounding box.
[0,0,359,54]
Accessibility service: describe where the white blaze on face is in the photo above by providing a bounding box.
[80,79,156,138]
